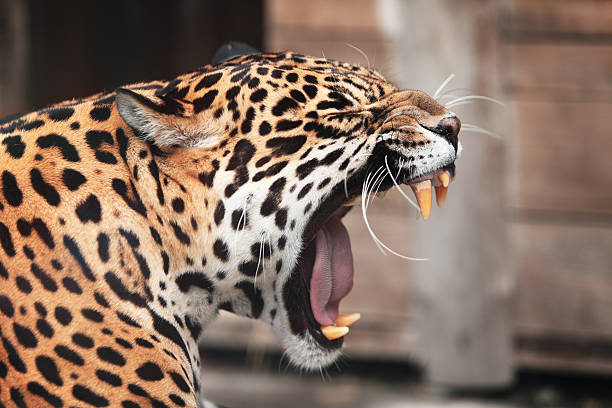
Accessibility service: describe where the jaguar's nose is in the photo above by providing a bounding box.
[435,115,460,151]
[438,115,461,140]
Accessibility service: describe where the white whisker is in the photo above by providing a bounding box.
[433,73,455,99]
[367,166,387,207]
[384,156,419,211]
[461,123,502,139]
[361,169,428,261]
[362,169,387,255]
[446,95,505,108]
[344,152,371,198]
[345,43,370,70]
[435,87,472,100]
[254,232,265,286]
[232,196,249,249]
[444,101,473,108]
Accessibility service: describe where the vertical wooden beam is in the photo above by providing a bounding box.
[378,0,513,387]
[0,0,28,117]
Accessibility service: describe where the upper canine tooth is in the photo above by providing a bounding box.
[335,313,361,327]
[321,325,350,340]
[438,172,450,187]
[435,185,448,207]
[410,180,432,220]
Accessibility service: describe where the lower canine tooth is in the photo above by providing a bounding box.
[410,180,432,220]
[335,313,361,327]
[321,325,349,340]
[438,172,450,187]
[435,185,448,206]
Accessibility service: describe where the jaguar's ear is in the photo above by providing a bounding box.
[116,88,219,148]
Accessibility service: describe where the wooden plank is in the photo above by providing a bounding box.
[513,223,612,338]
[0,0,28,117]
[507,43,612,102]
[380,0,512,388]
[507,0,612,36]
[266,0,381,32]
[511,101,612,213]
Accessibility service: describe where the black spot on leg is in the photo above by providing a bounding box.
[35,355,63,385]
[54,344,84,366]
[97,233,110,262]
[169,371,191,393]
[48,107,74,121]
[76,194,102,223]
[30,168,60,206]
[89,106,111,121]
[2,170,22,206]
[0,295,14,317]
[27,381,63,407]
[2,135,26,158]
[171,197,185,213]
[36,134,80,162]
[31,263,57,292]
[111,178,147,217]
[13,322,37,347]
[96,347,126,366]
[0,221,16,256]
[148,159,165,205]
[86,130,117,164]
[15,276,31,293]
[170,222,190,245]
[62,168,86,191]
[10,387,26,407]
[63,235,96,281]
[135,362,164,381]
[95,369,122,387]
[72,383,109,406]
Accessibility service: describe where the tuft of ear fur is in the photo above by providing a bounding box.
[116,88,220,148]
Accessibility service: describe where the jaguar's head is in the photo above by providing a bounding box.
[116,51,460,370]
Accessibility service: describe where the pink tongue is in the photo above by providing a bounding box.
[309,217,354,326]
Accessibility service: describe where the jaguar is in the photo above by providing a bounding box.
[0,44,460,407]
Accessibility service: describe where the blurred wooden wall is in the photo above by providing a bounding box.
[505,0,612,373]
[0,0,263,117]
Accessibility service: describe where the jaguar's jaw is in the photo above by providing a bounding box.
[272,149,459,370]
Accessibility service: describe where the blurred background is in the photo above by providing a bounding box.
[2,1,612,407]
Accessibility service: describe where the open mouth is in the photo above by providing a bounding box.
[282,152,456,350]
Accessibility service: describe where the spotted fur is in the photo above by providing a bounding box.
[0,51,460,407]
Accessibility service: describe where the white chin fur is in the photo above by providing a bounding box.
[281,331,342,370]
